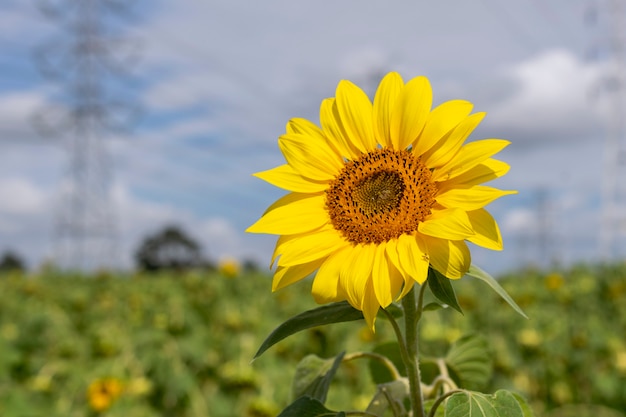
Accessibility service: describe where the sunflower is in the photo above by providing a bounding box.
[87,377,124,411]
[247,72,515,329]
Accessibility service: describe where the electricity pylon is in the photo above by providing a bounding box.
[34,0,140,270]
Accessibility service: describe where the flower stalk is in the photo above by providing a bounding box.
[401,284,428,417]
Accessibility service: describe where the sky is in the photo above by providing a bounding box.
[1,0,625,275]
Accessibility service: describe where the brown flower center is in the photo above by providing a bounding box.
[326,148,437,244]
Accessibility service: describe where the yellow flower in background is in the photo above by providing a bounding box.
[517,328,541,348]
[544,272,564,291]
[219,257,240,278]
[247,72,515,329]
[87,377,124,412]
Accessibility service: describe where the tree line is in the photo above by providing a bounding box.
[0,225,258,273]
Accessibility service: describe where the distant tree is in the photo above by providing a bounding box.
[243,259,260,273]
[0,251,26,272]
[135,225,204,272]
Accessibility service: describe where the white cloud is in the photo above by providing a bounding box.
[0,3,50,42]
[198,217,244,260]
[502,208,535,234]
[0,177,47,215]
[488,49,603,142]
[0,91,49,140]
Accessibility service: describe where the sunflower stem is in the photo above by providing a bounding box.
[381,308,411,368]
[401,285,427,417]
[343,351,403,381]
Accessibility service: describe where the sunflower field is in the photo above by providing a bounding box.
[0,262,624,417]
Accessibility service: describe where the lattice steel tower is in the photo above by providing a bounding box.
[596,0,626,258]
[34,0,138,270]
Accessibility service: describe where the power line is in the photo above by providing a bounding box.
[589,0,626,258]
[33,0,141,270]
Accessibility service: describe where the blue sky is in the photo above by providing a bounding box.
[1,0,624,274]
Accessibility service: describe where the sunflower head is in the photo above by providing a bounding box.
[247,72,515,330]
[87,377,124,411]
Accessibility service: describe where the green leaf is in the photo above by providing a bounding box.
[427,267,463,314]
[510,392,535,417]
[380,303,404,319]
[445,390,526,417]
[369,342,406,384]
[423,302,447,312]
[254,301,363,359]
[424,398,446,417]
[445,334,492,390]
[465,264,528,319]
[277,396,344,417]
[292,352,345,403]
[366,379,409,416]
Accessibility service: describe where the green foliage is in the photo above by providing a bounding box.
[421,263,626,416]
[292,352,345,403]
[511,392,537,417]
[276,396,344,417]
[369,342,405,384]
[0,269,385,417]
[465,265,527,319]
[134,225,205,271]
[445,335,492,391]
[445,390,530,417]
[0,251,26,272]
[0,261,625,416]
[428,267,463,314]
[254,302,363,359]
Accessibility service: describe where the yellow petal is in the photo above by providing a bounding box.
[276,225,346,266]
[384,239,415,299]
[432,139,511,182]
[320,98,361,159]
[423,237,471,279]
[361,279,380,332]
[436,185,517,211]
[261,192,310,215]
[312,245,352,303]
[271,233,297,267]
[339,244,373,310]
[397,233,429,284]
[246,194,327,235]
[413,100,473,157]
[286,117,323,136]
[336,80,377,152]
[422,112,485,169]
[466,208,503,251]
[273,258,326,291]
[287,117,345,157]
[279,133,343,180]
[254,164,328,193]
[439,159,511,190]
[372,244,391,307]
[373,72,404,148]
[371,242,403,308]
[390,76,432,150]
[418,208,475,240]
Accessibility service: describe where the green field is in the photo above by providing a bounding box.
[0,263,624,417]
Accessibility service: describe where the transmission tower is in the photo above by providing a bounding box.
[34,0,139,270]
[593,0,626,259]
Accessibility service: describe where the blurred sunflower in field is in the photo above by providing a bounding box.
[219,257,241,278]
[87,377,124,412]
[544,272,564,291]
[248,72,515,329]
